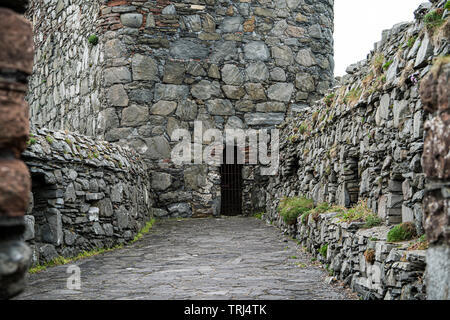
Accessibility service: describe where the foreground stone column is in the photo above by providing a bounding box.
[420,59,450,300]
[0,1,33,299]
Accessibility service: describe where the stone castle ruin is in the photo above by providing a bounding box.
[0,0,448,300]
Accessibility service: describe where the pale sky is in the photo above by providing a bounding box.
[334,0,425,76]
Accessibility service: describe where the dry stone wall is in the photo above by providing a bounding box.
[264,0,449,300]
[26,0,103,135]
[419,39,450,299]
[23,128,154,266]
[26,0,335,217]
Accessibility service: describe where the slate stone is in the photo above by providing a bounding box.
[169,39,209,60]
[132,54,158,81]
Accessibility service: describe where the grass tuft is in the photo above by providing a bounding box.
[387,222,417,243]
[278,196,314,225]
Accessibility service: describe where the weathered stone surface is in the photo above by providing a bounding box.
[104,67,132,85]
[271,46,294,67]
[221,64,244,86]
[244,41,270,61]
[222,85,246,100]
[154,84,189,101]
[121,105,149,127]
[150,101,177,116]
[245,62,269,82]
[244,113,285,126]
[191,80,221,100]
[295,49,316,67]
[267,83,294,102]
[107,84,128,107]
[132,54,158,81]
[152,172,172,191]
[169,39,208,60]
[120,13,143,28]
[206,99,234,116]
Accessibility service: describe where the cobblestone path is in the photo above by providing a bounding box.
[16,217,354,300]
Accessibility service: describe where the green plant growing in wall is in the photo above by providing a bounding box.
[363,214,383,228]
[253,212,263,220]
[407,36,417,48]
[424,9,445,32]
[278,196,314,225]
[324,93,335,107]
[319,244,328,258]
[27,137,37,146]
[88,34,99,45]
[383,60,394,70]
[45,135,53,144]
[387,222,417,242]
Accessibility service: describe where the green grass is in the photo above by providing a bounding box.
[45,135,54,144]
[253,212,263,220]
[424,9,445,32]
[407,36,417,48]
[324,93,335,107]
[363,214,383,228]
[27,137,37,146]
[387,222,417,243]
[29,245,124,274]
[278,196,314,225]
[131,218,156,243]
[337,200,375,224]
[319,244,328,258]
[445,1,450,10]
[383,60,393,70]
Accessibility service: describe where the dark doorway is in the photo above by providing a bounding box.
[220,146,243,216]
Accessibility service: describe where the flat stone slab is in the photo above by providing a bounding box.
[15,217,354,300]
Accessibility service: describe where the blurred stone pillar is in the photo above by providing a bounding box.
[420,59,450,300]
[0,1,34,299]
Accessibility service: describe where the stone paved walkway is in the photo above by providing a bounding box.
[15,217,355,300]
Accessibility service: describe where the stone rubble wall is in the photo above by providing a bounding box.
[26,0,335,217]
[264,0,449,300]
[266,1,449,227]
[26,0,104,135]
[22,129,154,266]
[294,213,426,300]
[0,1,34,299]
[419,39,450,299]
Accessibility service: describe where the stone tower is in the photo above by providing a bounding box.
[26,0,334,217]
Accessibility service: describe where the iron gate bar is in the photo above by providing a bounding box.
[220,147,243,216]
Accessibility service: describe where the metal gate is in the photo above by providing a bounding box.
[220,147,243,216]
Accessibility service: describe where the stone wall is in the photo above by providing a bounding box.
[266,1,449,228]
[420,43,449,299]
[0,1,33,299]
[23,128,154,266]
[26,0,335,217]
[296,212,426,300]
[26,0,103,135]
[264,0,449,300]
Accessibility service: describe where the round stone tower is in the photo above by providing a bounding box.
[26,0,335,217]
